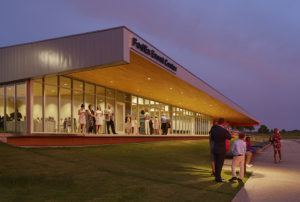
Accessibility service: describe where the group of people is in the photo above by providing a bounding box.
[129,110,171,135]
[77,104,171,135]
[209,118,282,183]
[77,103,117,134]
[0,110,23,130]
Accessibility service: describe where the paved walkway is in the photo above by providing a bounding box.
[232,140,300,202]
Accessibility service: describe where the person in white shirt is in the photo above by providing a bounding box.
[144,109,150,135]
[95,106,103,135]
[230,133,246,182]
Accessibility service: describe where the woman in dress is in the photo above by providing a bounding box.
[133,117,139,135]
[270,128,282,163]
[139,110,145,135]
[95,106,103,134]
[87,104,96,134]
[125,113,131,134]
[78,104,86,133]
[154,116,160,135]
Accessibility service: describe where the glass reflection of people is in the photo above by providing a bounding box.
[125,113,131,135]
[78,104,86,134]
[270,128,282,163]
[104,104,117,134]
[87,104,96,134]
[95,106,103,135]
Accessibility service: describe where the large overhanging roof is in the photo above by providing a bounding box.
[0,26,259,125]
[69,51,259,125]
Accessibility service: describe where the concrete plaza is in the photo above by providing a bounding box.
[232,140,300,202]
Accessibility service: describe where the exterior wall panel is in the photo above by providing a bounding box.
[0,27,129,83]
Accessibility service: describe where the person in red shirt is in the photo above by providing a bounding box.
[270,128,282,163]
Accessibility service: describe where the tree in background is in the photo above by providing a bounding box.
[244,125,255,133]
[280,129,286,133]
[258,125,269,134]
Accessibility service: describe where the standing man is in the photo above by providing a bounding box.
[210,118,232,182]
[104,104,117,134]
[209,121,218,176]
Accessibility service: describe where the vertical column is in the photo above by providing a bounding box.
[71,79,74,133]
[42,77,45,132]
[26,80,33,135]
[57,76,60,132]
[14,84,17,132]
[3,87,6,132]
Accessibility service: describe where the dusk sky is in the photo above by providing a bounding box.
[1,0,299,130]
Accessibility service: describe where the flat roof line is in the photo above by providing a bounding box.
[0,26,127,49]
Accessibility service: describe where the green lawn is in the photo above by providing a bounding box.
[0,140,249,202]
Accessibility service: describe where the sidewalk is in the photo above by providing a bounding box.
[232,140,300,202]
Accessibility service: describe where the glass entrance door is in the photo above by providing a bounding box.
[116,102,125,134]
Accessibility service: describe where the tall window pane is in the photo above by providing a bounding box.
[45,85,58,132]
[6,85,15,132]
[0,87,4,132]
[85,83,95,108]
[33,80,43,132]
[131,96,137,121]
[16,83,26,133]
[73,80,83,132]
[60,87,71,133]
[96,86,105,133]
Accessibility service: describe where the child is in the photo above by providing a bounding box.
[230,133,246,182]
[133,117,139,135]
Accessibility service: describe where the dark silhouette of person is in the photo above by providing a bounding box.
[210,118,232,182]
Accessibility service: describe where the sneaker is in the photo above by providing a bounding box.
[246,164,253,168]
[237,178,243,182]
[215,179,225,183]
[229,177,237,182]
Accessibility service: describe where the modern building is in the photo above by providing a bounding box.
[0,26,259,146]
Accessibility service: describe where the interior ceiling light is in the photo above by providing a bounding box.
[147,77,151,80]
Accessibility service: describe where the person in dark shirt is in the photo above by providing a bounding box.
[149,117,154,135]
[210,118,232,182]
[209,121,218,176]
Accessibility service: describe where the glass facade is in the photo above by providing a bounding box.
[0,75,214,135]
[0,82,27,133]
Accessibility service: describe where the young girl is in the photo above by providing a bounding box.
[95,106,103,134]
[270,128,282,163]
[133,117,139,135]
[78,104,86,134]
